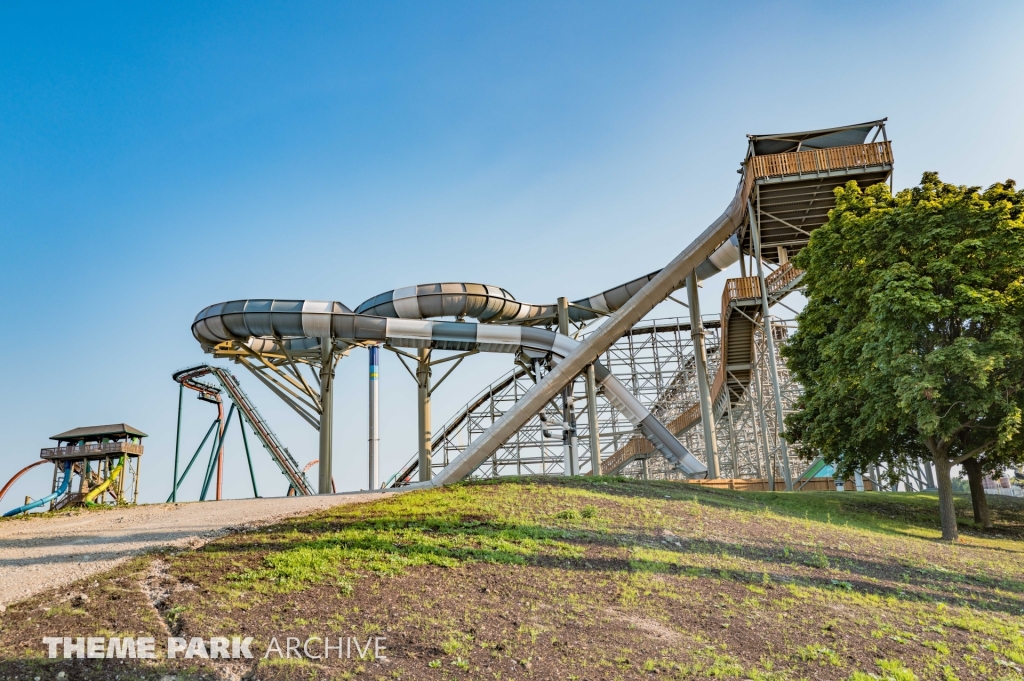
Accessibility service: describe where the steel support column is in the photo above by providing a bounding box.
[557,297,578,475]
[318,339,335,494]
[214,403,230,501]
[686,273,720,478]
[369,344,380,490]
[585,363,601,476]
[417,347,432,482]
[922,460,936,490]
[749,197,793,490]
[172,382,183,503]
[239,417,259,498]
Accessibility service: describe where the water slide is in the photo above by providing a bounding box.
[2,462,71,517]
[192,307,709,477]
[191,121,893,488]
[173,365,316,495]
[83,455,126,504]
[601,128,893,474]
[0,460,48,507]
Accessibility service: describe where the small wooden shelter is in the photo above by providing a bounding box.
[40,423,146,509]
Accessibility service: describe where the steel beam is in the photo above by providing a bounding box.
[369,344,380,490]
[686,273,720,478]
[557,297,579,475]
[750,197,793,490]
[585,363,601,475]
[173,383,183,503]
[318,339,334,494]
[417,347,432,482]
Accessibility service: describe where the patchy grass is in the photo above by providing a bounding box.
[3,477,1024,680]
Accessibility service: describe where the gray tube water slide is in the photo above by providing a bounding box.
[191,307,707,476]
[191,184,743,486]
[353,235,740,325]
[192,122,890,489]
[410,168,756,487]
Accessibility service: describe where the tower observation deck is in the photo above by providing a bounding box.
[40,423,146,509]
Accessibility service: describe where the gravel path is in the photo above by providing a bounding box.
[0,492,392,607]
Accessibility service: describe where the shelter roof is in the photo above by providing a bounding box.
[50,424,148,441]
[747,119,886,156]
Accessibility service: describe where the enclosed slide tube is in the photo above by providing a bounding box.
[3,461,71,517]
[410,163,757,487]
[191,306,707,477]
[354,236,740,325]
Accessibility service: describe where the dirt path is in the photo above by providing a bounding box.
[0,492,392,607]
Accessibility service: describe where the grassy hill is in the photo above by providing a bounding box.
[3,477,1024,680]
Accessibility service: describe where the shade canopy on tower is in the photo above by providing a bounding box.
[50,424,148,442]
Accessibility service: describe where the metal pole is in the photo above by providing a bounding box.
[369,344,380,490]
[318,339,334,494]
[585,363,601,476]
[557,297,578,476]
[173,383,183,502]
[726,396,749,477]
[49,462,58,510]
[200,418,223,501]
[686,273,720,478]
[204,404,235,501]
[215,401,230,501]
[417,347,432,482]
[922,460,936,490]
[239,417,259,498]
[166,418,219,502]
[749,198,793,491]
[750,350,774,491]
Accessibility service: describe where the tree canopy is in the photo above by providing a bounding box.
[783,172,1024,540]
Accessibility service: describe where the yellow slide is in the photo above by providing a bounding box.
[83,455,126,504]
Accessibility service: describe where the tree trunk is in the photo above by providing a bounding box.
[962,457,992,529]
[933,455,959,542]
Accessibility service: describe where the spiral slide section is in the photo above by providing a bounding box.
[3,462,71,517]
[353,236,739,326]
[192,307,707,476]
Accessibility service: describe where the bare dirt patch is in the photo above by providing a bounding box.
[0,492,391,606]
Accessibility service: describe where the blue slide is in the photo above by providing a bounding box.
[3,461,71,517]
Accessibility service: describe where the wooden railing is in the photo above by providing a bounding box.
[748,141,892,180]
[41,442,144,460]
[765,262,803,293]
[723,276,760,303]
[603,266,805,474]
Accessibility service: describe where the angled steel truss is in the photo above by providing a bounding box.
[386,306,810,485]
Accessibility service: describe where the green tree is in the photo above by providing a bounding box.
[783,173,1024,541]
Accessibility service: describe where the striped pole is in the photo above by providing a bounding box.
[369,344,380,490]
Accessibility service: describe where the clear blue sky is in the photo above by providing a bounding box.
[2,2,1023,505]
